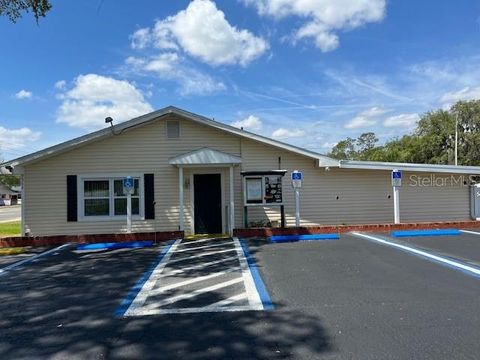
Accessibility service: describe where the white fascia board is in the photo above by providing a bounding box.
[339,160,480,174]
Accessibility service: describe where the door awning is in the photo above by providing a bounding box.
[169,147,242,166]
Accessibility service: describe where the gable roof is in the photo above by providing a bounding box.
[2,106,338,168]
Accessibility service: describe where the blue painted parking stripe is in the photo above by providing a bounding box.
[270,233,339,243]
[77,241,153,251]
[391,229,461,238]
[0,243,72,277]
[351,232,480,278]
[238,238,273,310]
[115,240,175,317]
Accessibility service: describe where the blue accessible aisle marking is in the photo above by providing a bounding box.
[115,240,176,317]
[270,233,340,243]
[238,238,273,310]
[77,241,154,251]
[117,237,272,316]
[391,229,461,238]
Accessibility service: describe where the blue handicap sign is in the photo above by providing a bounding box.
[291,171,302,180]
[123,177,134,189]
[392,171,402,179]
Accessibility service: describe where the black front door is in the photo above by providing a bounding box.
[194,174,222,234]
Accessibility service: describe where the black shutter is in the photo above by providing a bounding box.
[144,174,155,220]
[67,175,78,222]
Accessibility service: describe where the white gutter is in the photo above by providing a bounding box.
[339,160,480,174]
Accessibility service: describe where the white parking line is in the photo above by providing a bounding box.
[182,237,229,245]
[125,239,182,314]
[166,247,237,265]
[161,255,239,276]
[122,237,269,316]
[131,304,259,315]
[174,241,232,253]
[460,229,480,236]
[351,232,480,277]
[233,237,263,309]
[208,293,247,307]
[137,277,244,312]
[153,267,241,293]
[0,243,72,276]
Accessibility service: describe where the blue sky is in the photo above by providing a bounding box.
[1,0,480,161]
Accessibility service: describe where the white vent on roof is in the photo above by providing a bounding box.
[167,120,180,139]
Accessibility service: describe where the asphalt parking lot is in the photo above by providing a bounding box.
[1,231,480,359]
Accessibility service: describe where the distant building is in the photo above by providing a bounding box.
[0,183,19,206]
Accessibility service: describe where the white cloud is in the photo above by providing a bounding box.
[125,54,226,95]
[272,127,306,139]
[383,113,419,128]
[344,106,389,129]
[54,80,67,90]
[440,86,480,104]
[132,0,268,66]
[56,74,154,129]
[344,116,376,129]
[15,89,32,99]
[130,27,153,50]
[243,0,386,52]
[231,115,263,131]
[0,126,41,150]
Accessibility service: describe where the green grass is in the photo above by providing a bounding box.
[0,221,21,238]
[0,247,25,255]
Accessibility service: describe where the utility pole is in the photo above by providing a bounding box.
[455,112,458,166]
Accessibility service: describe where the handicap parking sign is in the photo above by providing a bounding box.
[291,170,302,188]
[123,176,134,194]
[391,170,402,187]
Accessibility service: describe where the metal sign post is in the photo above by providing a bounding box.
[392,169,402,224]
[123,176,134,233]
[291,170,302,227]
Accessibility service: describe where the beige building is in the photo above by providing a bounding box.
[2,106,480,237]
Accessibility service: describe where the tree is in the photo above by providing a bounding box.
[327,99,480,165]
[452,100,480,166]
[329,137,356,160]
[0,0,52,23]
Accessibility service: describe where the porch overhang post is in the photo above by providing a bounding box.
[229,165,235,236]
[179,166,184,231]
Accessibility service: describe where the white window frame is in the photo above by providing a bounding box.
[78,173,145,222]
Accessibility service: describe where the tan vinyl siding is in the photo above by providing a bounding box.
[24,115,241,236]
[400,172,470,222]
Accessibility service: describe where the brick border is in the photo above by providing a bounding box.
[233,221,480,238]
[0,231,184,248]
